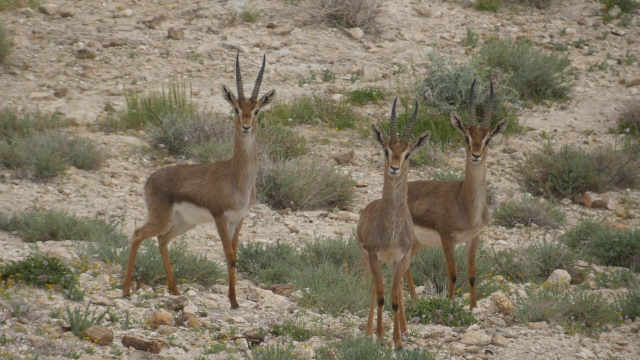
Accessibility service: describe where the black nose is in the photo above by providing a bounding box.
[390,166,399,172]
[242,125,251,131]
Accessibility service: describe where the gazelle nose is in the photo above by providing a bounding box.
[242,125,251,132]
[390,166,400,174]
[471,154,481,162]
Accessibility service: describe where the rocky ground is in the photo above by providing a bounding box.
[1,0,640,359]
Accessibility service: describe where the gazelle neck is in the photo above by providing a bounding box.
[461,156,487,220]
[229,128,259,187]
[381,170,410,231]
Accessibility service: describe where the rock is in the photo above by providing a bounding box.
[83,325,114,346]
[491,292,513,315]
[142,14,166,29]
[583,192,607,209]
[27,335,48,347]
[225,316,247,324]
[502,146,518,154]
[273,26,295,36]
[547,269,571,286]
[576,347,596,359]
[167,27,184,40]
[577,18,589,26]
[611,28,626,36]
[164,296,188,311]
[121,335,167,354]
[53,87,68,98]
[38,3,57,15]
[267,284,295,296]
[564,27,576,35]
[591,264,604,273]
[347,27,364,39]
[175,313,200,329]
[608,5,622,19]
[75,48,96,60]
[415,4,432,17]
[156,325,176,336]
[147,309,174,331]
[560,198,572,205]
[332,150,356,165]
[626,78,640,87]
[59,10,74,18]
[492,335,510,346]
[485,316,507,327]
[461,330,491,346]
[121,9,134,18]
[529,321,550,330]
[89,295,115,307]
[450,343,467,355]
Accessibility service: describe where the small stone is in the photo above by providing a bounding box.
[583,192,607,209]
[273,26,295,36]
[576,347,596,359]
[175,313,200,329]
[564,27,576,34]
[83,325,114,346]
[415,4,432,17]
[59,10,74,18]
[591,264,604,273]
[121,9,133,17]
[156,325,176,336]
[573,193,585,205]
[89,295,115,307]
[142,14,166,29]
[147,309,174,331]
[577,18,589,26]
[167,27,184,40]
[225,316,247,324]
[75,48,96,60]
[560,198,572,205]
[347,27,364,39]
[267,284,295,296]
[608,5,622,19]
[121,335,167,354]
[27,335,48,347]
[492,335,510,346]
[611,28,626,36]
[547,269,571,286]
[332,150,356,165]
[491,292,513,315]
[502,146,518,154]
[164,296,188,311]
[485,316,507,327]
[53,87,68,98]
[529,321,550,330]
[461,330,491,346]
[38,3,57,15]
[626,78,640,87]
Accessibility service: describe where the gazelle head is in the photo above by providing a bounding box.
[451,79,508,165]
[222,54,276,135]
[371,98,431,177]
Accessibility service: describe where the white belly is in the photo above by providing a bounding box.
[223,208,250,223]
[173,202,215,226]
[414,225,482,247]
[376,247,406,264]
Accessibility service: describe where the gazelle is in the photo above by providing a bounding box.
[405,79,508,309]
[358,98,430,347]
[121,54,275,309]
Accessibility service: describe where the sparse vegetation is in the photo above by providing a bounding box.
[239,8,260,23]
[0,254,78,290]
[474,0,500,12]
[271,319,314,341]
[615,282,640,320]
[262,96,362,130]
[64,304,109,338]
[316,336,436,359]
[258,158,355,211]
[405,296,477,327]
[479,37,572,102]
[462,27,479,48]
[0,207,127,243]
[493,194,565,229]
[515,286,620,335]
[0,24,11,64]
[616,99,640,136]
[346,87,385,105]
[0,0,39,11]
[315,0,382,30]
[253,342,303,360]
[517,144,640,200]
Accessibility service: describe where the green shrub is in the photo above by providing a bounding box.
[515,286,620,335]
[239,8,260,23]
[493,194,565,229]
[260,124,308,160]
[314,0,382,29]
[237,240,300,285]
[405,296,477,327]
[0,254,78,289]
[253,342,303,360]
[64,304,109,338]
[616,283,640,320]
[559,218,609,250]
[0,24,11,64]
[187,138,233,164]
[0,208,127,243]
[346,87,385,105]
[258,158,355,211]
[316,336,435,359]
[262,96,362,130]
[517,144,640,200]
[492,240,580,283]
[99,83,199,132]
[616,99,640,136]
[600,0,639,13]
[0,108,68,139]
[479,38,572,102]
[271,319,314,341]
[0,0,40,11]
[474,0,500,12]
[146,111,229,156]
[375,105,458,148]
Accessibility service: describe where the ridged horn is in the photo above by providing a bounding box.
[482,78,494,128]
[402,101,419,141]
[251,54,266,100]
[235,53,245,99]
[468,78,477,125]
[390,97,398,141]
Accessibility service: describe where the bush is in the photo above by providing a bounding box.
[616,99,640,136]
[346,87,385,105]
[405,296,477,327]
[271,319,314,342]
[99,83,199,132]
[261,96,363,130]
[0,254,78,290]
[253,342,303,360]
[237,240,300,285]
[146,111,229,156]
[0,208,128,243]
[492,239,580,283]
[258,158,355,211]
[517,144,640,200]
[515,286,620,335]
[0,108,68,139]
[0,0,40,11]
[260,124,309,160]
[479,38,572,102]
[616,283,640,321]
[474,0,500,12]
[493,194,565,229]
[316,336,436,359]
[559,218,609,250]
[0,24,11,64]
[64,304,109,338]
[314,0,382,30]
[600,0,639,13]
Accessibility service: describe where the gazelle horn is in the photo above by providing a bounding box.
[468,78,477,125]
[251,55,266,100]
[402,101,419,141]
[482,79,494,128]
[390,97,399,141]
[235,53,244,99]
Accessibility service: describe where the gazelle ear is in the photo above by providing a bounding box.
[412,131,431,150]
[491,119,509,137]
[371,124,386,147]
[259,89,276,107]
[222,85,237,106]
[450,111,467,135]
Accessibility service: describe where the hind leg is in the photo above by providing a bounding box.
[157,217,195,295]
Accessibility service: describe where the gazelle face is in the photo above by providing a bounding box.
[451,112,508,165]
[222,88,276,135]
[371,124,430,177]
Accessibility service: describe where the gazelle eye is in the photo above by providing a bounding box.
[404,153,410,159]
[384,149,389,157]
[234,108,239,115]
[465,137,471,145]
[485,139,491,146]
[254,109,259,116]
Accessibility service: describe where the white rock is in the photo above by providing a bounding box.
[348,27,364,39]
[461,330,491,346]
[547,269,571,286]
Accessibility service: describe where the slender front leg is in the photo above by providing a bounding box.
[441,238,457,300]
[215,217,240,309]
[368,255,385,340]
[366,278,376,337]
[467,235,480,310]
[158,234,180,295]
[123,224,163,297]
[390,259,406,348]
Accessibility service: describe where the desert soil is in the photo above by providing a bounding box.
[1,0,640,359]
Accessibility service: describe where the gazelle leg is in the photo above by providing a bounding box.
[122,221,168,297]
[157,233,179,295]
[367,278,376,337]
[368,255,385,340]
[442,238,457,300]
[215,217,240,309]
[468,235,480,310]
[405,246,418,299]
[390,259,406,348]
[399,278,408,335]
